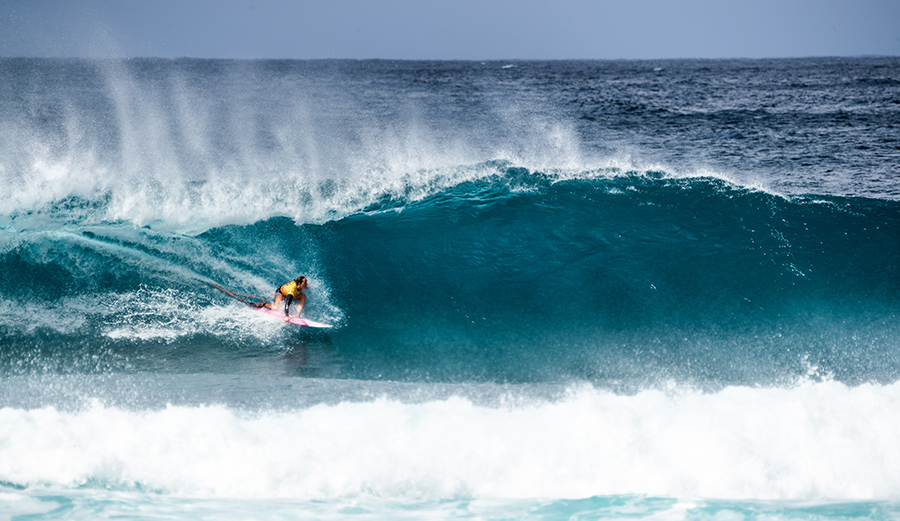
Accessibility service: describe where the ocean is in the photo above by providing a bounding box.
[1,57,899,519]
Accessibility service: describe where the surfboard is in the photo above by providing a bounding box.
[253,305,333,328]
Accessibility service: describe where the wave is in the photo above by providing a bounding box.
[1,381,898,500]
[2,164,899,386]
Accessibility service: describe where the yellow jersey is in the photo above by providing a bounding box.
[279,281,304,298]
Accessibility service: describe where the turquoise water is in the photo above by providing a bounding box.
[5,493,898,520]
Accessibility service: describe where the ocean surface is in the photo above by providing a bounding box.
[1,57,899,519]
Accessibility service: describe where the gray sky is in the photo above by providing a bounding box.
[2,0,898,60]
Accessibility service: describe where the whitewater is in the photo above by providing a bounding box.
[1,57,899,519]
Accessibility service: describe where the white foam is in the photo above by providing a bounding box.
[0,297,87,335]
[0,381,898,501]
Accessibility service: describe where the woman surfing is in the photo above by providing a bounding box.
[261,275,308,317]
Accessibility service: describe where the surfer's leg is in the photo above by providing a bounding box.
[267,292,283,310]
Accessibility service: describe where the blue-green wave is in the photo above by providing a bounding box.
[2,167,898,386]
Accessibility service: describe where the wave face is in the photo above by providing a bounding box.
[323,169,900,386]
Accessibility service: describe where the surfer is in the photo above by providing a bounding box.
[261,276,308,317]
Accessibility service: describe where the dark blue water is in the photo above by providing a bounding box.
[1,57,899,518]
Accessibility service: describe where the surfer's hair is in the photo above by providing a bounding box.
[295,276,306,284]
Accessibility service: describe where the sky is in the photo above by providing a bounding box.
[1,0,898,60]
